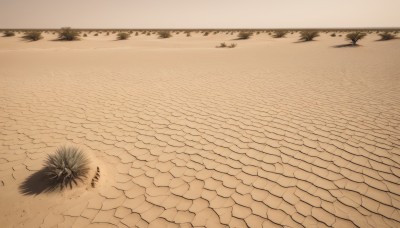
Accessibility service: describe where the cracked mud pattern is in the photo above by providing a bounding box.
[1,42,400,227]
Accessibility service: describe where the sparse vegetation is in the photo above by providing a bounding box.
[58,27,80,41]
[299,31,319,42]
[158,31,172,38]
[346,32,367,45]
[273,31,288,38]
[117,32,130,40]
[3,31,15,37]
[45,146,90,189]
[22,31,43,41]
[378,32,396,41]
[331,33,336,37]
[204,31,209,36]
[237,31,253,40]
[216,42,237,48]
[83,33,87,37]
[217,42,227,48]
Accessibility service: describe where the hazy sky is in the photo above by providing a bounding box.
[0,0,399,28]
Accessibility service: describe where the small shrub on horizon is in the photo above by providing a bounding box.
[331,33,336,37]
[3,31,15,37]
[117,32,130,40]
[158,31,172,38]
[94,33,98,36]
[216,42,237,48]
[378,32,396,41]
[217,42,227,48]
[299,31,320,42]
[237,31,253,40]
[83,33,87,37]
[346,32,367,45]
[58,27,80,41]
[22,31,43,41]
[273,31,288,38]
[204,31,209,36]
[45,146,90,190]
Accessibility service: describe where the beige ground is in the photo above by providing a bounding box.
[0,32,399,228]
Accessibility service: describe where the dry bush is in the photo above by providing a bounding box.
[299,31,320,41]
[58,27,80,41]
[237,31,253,39]
[273,31,288,38]
[22,31,43,41]
[346,32,367,45]
[158,31,172,38]
[378,32,396,41]
[117,32,130,40]
[4,31,15,37]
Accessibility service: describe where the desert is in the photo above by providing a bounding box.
[0,29,399,227]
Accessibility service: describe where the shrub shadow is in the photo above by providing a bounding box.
[19,168,59,195]
[333,44,359,48]
[375,37,399,42]
[293,40,317,43]
[231,38,249,41]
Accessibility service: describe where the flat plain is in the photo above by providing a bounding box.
[0,32,399,227]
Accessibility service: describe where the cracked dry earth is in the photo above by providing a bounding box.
[0,34,400,228]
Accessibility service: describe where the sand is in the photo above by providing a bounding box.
[0,32,399,227]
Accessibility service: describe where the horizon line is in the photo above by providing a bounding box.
[1,27,400,31]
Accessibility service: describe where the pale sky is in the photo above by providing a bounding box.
[0,0,399,29]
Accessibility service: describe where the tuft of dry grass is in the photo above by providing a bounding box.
[45,146,90,190]
[216,42,237,48]
[217,42,227,48]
